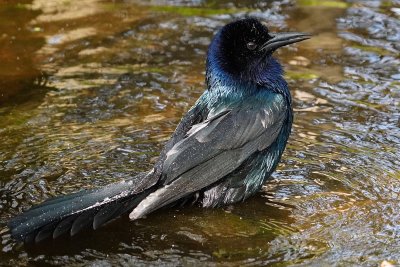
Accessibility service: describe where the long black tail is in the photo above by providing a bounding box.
[8,173,155,243]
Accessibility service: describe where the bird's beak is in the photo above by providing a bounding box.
[259,32,311,53]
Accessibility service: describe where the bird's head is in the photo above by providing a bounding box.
[208,18,311,82]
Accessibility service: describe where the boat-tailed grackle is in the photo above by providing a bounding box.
[8,18,310,243]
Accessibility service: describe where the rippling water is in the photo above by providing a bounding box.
[0,0,399,266]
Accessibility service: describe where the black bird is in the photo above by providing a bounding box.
[8,18,310,243]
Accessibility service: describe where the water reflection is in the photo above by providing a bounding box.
[0,1,46,104]
[0,0,399,266]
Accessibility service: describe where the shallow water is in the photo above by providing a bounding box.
[0,0,399,266]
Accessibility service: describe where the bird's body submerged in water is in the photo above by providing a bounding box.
[8,18,310,243]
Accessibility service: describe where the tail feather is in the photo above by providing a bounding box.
[8,190,95,229]
[92,192,149,230]
[70,209,98,237]
[53,215,78,239]
[8,173,154,243]
[93,200,122,230]
[35,221,59,243]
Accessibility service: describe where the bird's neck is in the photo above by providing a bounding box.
[205,53,291,105]
[201,61,291,119]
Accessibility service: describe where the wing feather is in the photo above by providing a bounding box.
[130,94,287,219]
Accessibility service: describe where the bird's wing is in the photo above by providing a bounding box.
[130,94,287,219]
[151,96,209,178]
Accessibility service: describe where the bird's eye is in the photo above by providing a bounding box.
[246,42,257,50]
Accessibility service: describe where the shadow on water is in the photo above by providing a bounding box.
[5,196,293,265]
[0,0,400,266]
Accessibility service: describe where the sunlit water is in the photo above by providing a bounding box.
[0,0,399,266]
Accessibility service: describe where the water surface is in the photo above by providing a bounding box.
[0,0,399,266]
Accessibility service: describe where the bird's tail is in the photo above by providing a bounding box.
[8,173,155,243]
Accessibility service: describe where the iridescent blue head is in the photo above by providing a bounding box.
[207,18,310,84]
